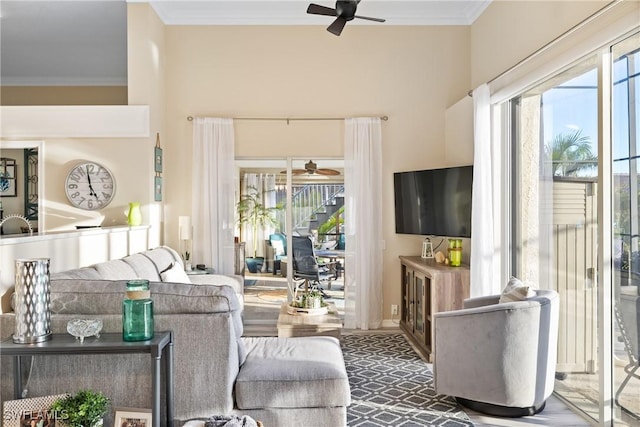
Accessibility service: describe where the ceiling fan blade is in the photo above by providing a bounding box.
[327,16,347,36]
[292,169,307,175]
[354,15,385,23]
[307,4,337,17]
[316,169,341,176]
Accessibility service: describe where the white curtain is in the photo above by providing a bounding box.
[344,117,383,329]
[470,84,500,297]
[192,118,235,275]
[241,173,277,259]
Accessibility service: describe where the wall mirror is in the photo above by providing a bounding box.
[0,141,44,235]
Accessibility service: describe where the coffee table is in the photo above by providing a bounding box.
[277,302,343,339]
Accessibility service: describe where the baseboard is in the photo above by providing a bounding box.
[381,320,401,329]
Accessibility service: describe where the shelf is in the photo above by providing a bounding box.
[0,105,150,138]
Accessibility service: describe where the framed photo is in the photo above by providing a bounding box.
[114,408,152,427]
[0,157,17,197]
[154,176,162,202]
[154,146,163,173]
[2,394,68,427]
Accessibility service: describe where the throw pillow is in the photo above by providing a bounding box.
[499,276,536,303]
[160,263,191,284]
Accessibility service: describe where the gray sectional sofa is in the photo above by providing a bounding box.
[0,247,351,426]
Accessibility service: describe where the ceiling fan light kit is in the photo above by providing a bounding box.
[307,0,385,36]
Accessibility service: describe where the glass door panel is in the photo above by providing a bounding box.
[612,31,640,425]
[237,158,345,323]
[414,273,425,339]
[512,55,601,421]
[236,159,289,325]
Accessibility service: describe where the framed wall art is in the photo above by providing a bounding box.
[154,176,162,202]
[2,394,68,427]
[114,408,152,427]
[154,133,163,174]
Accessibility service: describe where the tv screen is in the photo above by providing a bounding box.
[394,165,473,237]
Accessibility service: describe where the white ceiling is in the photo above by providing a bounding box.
[0,0,491,86]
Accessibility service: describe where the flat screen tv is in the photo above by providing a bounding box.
[394,165,473,237]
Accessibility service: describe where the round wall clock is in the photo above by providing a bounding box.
[65,162,116,210]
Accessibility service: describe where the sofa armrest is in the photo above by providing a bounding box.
[189,274,244,296]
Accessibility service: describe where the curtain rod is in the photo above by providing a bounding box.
[187,115,388,123]
[467,0,621,98]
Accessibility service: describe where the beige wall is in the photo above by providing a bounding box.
[127,3,167,247]
[470,1,610,88]
[162,25,471,318]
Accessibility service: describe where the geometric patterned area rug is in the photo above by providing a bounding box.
[342,333,475,427]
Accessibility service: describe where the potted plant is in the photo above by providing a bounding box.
[237,186,279,273]
[291,288,325,310]
[50,389,110,427]
[183,251,192,271]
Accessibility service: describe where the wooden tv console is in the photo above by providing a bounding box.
[399,256,470,362]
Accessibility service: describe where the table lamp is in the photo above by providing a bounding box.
[178,216,193,270]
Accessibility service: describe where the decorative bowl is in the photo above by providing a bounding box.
[67,319,103,343]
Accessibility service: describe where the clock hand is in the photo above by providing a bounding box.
[86,167,99,200]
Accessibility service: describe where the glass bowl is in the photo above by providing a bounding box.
[67,319,103,343]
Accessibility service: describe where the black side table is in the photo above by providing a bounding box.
[0,331,174,427]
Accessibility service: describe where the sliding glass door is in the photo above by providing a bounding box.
[611,33,640,426]
[509,31,640,425]
[236,158,345,324]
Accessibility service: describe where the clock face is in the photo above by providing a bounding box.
[65,162,116,210]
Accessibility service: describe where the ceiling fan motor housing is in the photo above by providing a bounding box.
[336,0,358,21]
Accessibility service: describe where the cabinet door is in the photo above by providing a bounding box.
[402,266,413,327]
[413,271,427,344]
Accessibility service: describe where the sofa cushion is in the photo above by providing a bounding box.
[499,276,536,303]
[51,267,103,280]
[50,279,241,315]
[161,263,191,284]
[123,253,163,281]
[235,337,351,410]
[142,246,182,274]
[93,259,138,280]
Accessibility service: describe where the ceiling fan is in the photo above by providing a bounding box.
[282,160,341,176]
[307,0,385,36]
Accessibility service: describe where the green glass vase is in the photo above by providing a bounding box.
[123,279,154,341]
[127,202,142,226]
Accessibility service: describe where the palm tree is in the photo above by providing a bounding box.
[546,130,597,177]
[237,186,279,258]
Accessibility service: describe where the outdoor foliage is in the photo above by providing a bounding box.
[546,130,597,177]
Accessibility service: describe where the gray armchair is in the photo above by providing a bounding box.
[433,289,559,417]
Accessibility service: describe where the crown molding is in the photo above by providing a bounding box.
[141,1,492,26]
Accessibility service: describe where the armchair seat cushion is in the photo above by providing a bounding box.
[235,337,351,410]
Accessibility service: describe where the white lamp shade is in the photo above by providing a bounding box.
[178,216,192,240]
